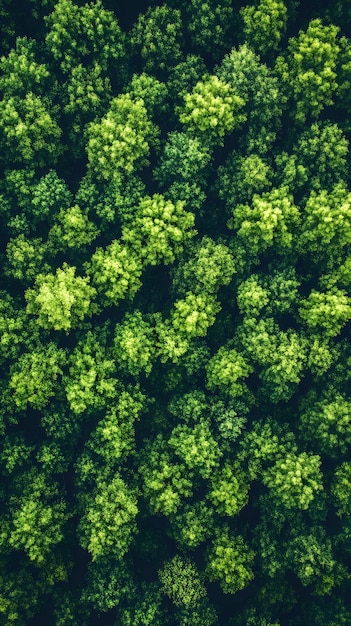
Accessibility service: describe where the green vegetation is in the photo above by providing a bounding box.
[1,1,351,624]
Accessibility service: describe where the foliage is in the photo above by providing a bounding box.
[113,311,156,376]
[139,435,194,515]
[88,389,145,465]
[1,2,351,624]
[299,388,351,457]
[206,346,253,397]
[331,462,351,515]
[5,235,50,283]
[9,342,65,410]
[168,419,222,478]
[285,526,348,594]
[127,73,169,118]
[62,62,112,156]
[240,0,288,56]
[74,172,145,228]
[298,289,351,338]
[298,183,351,258]
[217,45,283,154]
[45,0,125,73]
[6,470,68,565]
[216,151,273,213]
[0,37,50,97]
[289,122,349,194]
[171,237,236,295]
[0,93,62,167]
[167,54,208,104]
[118,582,167,626]
[177,75,246,146]
[78,473,138,560]
[25,263,96,331]
[85,240,143,308]
[159,555,206,608]
[228,186,300,256]
[170,292,221,339]
[206,527,255,593]
[47,204,99,251]
[262,451,323,510]
[130,5,184,74]
[154,132,211,187]
[86,93,158,182]
[122,193,196,266]
[209,462,250,516]
[169,500,214,548]
[184,0,235,60]
[81,555,136,612]
[63,330,117,414]
[275,19,340,124]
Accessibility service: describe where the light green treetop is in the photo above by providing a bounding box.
[25,263,96,331]
[159,555,207,608]
[8,342,65,411]
[138,434,194,515]
[86,93,158,183]
[238,318,307,401]
[85,240,143,308]
[209,462,250,516]
[77,473,138,561]
[113,312,157,376]
[89,389,144,466]
[64,330,117,414]
[0,93,62,167]
[206,346,253,398]
[122,194,196,267]
[298,289,351,338]
[228,187,300,256]
[0,37,50,97]
[169,420,222,479]
[275,19,340,123]
[262,451,323,510]
[170,292,221,339]
[298,184,351,258]
[127,73,169,118]
[45,0,125,73]
[299,388,351,457]
[178,75,246,146]
[47,204,99,252]
[206,526,255,593]
[7,470,68,566]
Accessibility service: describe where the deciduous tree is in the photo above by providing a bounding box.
[275,19,340,124]
[25,263,96,331]
[206,526,255,593]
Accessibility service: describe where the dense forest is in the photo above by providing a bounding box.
[1,0,351,623]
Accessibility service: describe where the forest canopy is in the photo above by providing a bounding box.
[1,0,351,624]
